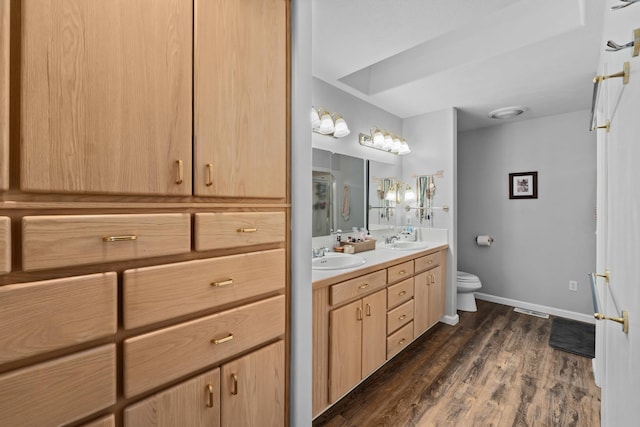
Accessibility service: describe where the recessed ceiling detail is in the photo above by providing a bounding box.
[488,106,528,119]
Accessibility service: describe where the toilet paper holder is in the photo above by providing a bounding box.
[475,235,494,244]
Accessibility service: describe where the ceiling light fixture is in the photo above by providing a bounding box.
[488,106,528,120]
[358,128,411,155]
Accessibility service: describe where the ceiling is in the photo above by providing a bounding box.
[312,0,606,132]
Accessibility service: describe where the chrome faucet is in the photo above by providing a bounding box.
[385,235,400,244]
[312,246,329,258]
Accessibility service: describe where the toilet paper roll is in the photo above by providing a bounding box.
[476,235,493,246]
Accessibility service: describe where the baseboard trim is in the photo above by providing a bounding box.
[474,292,595,324]
[440,314,459,326]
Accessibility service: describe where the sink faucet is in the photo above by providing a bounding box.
[312,246,329,258]
[385,235,400,244]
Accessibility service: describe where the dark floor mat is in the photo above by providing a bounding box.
[549,317,595,358]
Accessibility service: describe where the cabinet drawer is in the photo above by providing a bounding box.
[0,344,116,427]
[387,260,414,284]
[0,216,9,274]
[194,212,285,251]
[387,299,414,335]
[124,249,285,329]
[0,273,117,365]
[387,277,414,309]
[22,214,191,271]
[124,295,285,397]
[415,251,442,273]
[81,415,116,427]
[124,369,220,427]
[330,270,387,306]
[386,321,414,359]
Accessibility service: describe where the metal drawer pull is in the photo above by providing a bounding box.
[366,303,372,316]
[211,333,234,344]
[231,374,238,395]
[356,307,363,321]
[398,270,406,275]
[206,384,214,408]
[431,274,436,284]
[398,290,407,296]
[399,315,406,321]
[358,283,369,289]
[176,160,184,184]
[427,260,433,264]
[103,235,137,242]
[237,228,257,233]
[211,279,234,287]
[206,163,214,186]
[399,339,406,346]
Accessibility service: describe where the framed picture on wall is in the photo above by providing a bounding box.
[509,171,538,199]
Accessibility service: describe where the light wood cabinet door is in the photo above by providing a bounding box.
[427,265,445,327]
[20,0,192,195]
[413,271,430,337]
[0,217,10,274]
[194,0,287,198]
[361,290,387,379]
[329,299,362,403]
[414,264,445,337]
[221,341,285,427]
[125,370,220,427]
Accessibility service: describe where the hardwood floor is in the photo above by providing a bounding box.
[313,300,600,426]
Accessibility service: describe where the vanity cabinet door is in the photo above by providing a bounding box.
[329,299,362,402]
[194,0,287,198]
[427,265,446,327]
[414,264,445,337]
[361,290,387,378]
[220,341,285,427]
[20,0,193,195]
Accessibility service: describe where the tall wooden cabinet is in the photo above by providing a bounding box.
[1,0,289,426]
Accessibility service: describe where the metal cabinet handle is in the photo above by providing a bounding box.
[365,303,372,317]
[103,235,137,242]
[431,274,436,284]
[358,283,369,289]
[399,339,406,346]
[427,260,433,265]
[356,307,363,321]
[206,163,214,186]
[399,315,406,321]
[237,228,257,233]
[398,270,406,275]
[211,333,234,344]
[398,290,407,296]
[231,374,238,395]
[176,160,184,184]
[206,384,214,408]
[211,279,234,287]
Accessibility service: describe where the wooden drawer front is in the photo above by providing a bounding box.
[0,217,9,274]
[0,273,117,365]
[387,260,414,284]
[386,321,414,360]
[194,212,285,251]
[81,415,116,427]
[415,251,442,273]
[330,270,387,306]
[124,249,285,329]
[387,299,414,335]
[387,277,414,309]
[22,214,191,271]
[124,295,285,397]
[124,369,220,427]
[0,344,116,427]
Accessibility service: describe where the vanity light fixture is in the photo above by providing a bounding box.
[311,106,351,138]
[488,106,528,120]
[359,128,411,155]
[404,184,416,202]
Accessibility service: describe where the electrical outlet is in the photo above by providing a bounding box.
[569,280,578,291]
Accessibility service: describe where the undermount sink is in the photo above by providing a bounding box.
[381,241,434,251]
[312,253,366,270]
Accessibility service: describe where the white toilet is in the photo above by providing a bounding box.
[457,271,482,312]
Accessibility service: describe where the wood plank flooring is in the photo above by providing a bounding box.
[313,300,600,427]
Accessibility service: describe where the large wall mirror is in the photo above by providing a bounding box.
[312,149,365,237]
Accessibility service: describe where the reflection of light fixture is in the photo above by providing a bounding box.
[385,183,396,201]
[404,184,415,202]
[358,128,410,155]
[332,114,350,137]
[488,106,528,119]
[311,106,351,138]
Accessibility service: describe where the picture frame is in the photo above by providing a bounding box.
[509,171,538,199]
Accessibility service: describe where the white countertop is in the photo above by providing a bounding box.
[312,240,448,285]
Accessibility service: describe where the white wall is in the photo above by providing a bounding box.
[403,109,458,321]
[458,110,596,315]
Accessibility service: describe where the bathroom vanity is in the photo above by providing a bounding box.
[312,244,448,417]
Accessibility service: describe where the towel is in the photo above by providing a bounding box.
[342,184,350,221]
